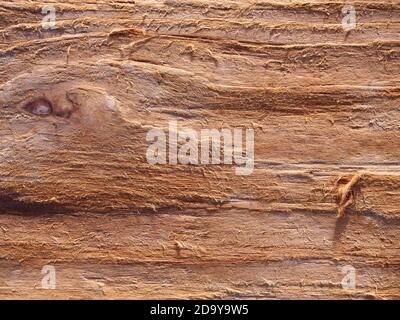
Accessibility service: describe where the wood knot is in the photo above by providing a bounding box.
[333,173,363,218]
[23,96,74,118]
[24,98,53,116]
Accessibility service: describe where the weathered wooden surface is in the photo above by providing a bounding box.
[0,0,399,299]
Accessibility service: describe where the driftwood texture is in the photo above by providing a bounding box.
[0,0,400,299]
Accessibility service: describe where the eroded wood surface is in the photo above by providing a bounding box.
[0,0,399,299]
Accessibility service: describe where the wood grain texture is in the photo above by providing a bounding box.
[0,0,399,299]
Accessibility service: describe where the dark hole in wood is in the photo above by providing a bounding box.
[24,98,53,116]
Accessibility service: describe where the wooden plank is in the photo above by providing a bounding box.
[0,0,399,299]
